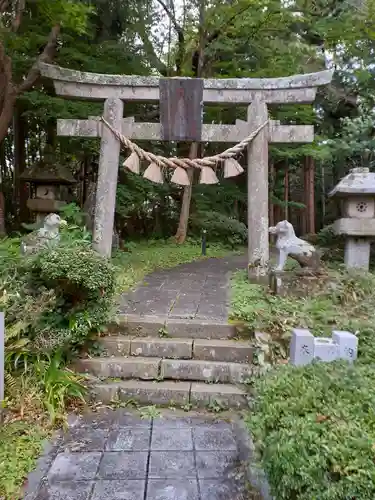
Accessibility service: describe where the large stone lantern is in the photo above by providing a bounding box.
[20,146,75,223]
[329,167,375,270]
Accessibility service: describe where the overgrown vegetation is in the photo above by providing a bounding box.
[232,266,375,498]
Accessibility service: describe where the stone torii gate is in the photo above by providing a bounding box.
[39,63,333,277]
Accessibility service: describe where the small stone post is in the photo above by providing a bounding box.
[93,98,124,257]
[247,98,269,279]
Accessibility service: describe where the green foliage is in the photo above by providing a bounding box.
[189,211,248,248]
[0,421,49,498]
[247,361,375,499]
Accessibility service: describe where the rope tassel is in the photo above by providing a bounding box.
[224,158,244,178]
[123,152,140,174]
[171,166,190,186]
[143,162,164,184]
[200,166,219,184]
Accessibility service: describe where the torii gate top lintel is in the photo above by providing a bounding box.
[39,63,333,104]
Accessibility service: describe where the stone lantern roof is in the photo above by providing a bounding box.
[329,167,375,197]
[20,146,75,184]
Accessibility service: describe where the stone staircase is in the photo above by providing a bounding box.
[76,315,256,410]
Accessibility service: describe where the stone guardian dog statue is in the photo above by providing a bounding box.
[21,213,67,255]
[269,220,320,271]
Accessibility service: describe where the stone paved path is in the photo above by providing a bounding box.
[24,409,251,500]
[119,255,247,322]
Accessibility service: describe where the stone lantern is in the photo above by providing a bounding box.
[329,167,375,270]
[20,146,75,223]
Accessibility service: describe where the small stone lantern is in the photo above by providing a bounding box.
[20,146,75,223]
[329,167,375,270]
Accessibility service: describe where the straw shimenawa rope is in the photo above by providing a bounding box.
[101,117,269,170]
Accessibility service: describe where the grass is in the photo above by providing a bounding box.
[230,266,375,362]
[0,422,50,499]
[113,239,241,292]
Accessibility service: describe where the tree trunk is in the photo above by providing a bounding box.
[0,192,5,236]
[174,142,197,243]
[13,102,27,225]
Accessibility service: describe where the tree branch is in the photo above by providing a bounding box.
[138,28,168,76]
[155,0,183,36]
[17,23,60,93]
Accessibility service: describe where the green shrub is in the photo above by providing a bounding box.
[247,361,375,500]
[189,210,247,247]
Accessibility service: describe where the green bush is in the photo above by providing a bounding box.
[247,361,375,500]
[189,210,247,247]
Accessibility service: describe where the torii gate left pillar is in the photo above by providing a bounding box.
[39,63,333,273]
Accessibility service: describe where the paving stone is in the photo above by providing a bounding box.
[91,479,145,500]
[196,450,240,479]
[48,452,101,482]
[76,357,161,380]
[152,415,192,429]
[116,380,191,405]
[98,451,148,479]
[160,359,232,383]
[149,451,196,478]
[146,479,200,500]
[151,428,193,451]
[199,478,247,500]
[90,382,119,403]
[100,336,131,356]
[105,428,151,451]
[165,319,235,339]
[190,383,248,410]
[193,427,237,451]
[193,339,253,363]
[131,337,193,359]
[120,315,166,336]
[60,427,109,452]
[36,480,94,500]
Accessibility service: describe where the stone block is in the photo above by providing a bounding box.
[289,329,314,366]
[314,338,339,362]
[151,428,193,451]
[160,359,231,383]
[332,217,375,236]
[332,330,358,362]
[76,357,161,380]
[193,427,237,451]
[100,336,131,356]
[98,451,148,479]
[118,314,166,337]
[131,337,192,359]
[165,319,235,339]
[190,383,247,410]
[148,451,196,478]
[193,339,253,363]
[344,237,370,270]
[195,450,239,479]
[91,480,145,500]
[37,481,94,500]
[105,428,151,451]
[117,380,191,405]
[147,479,199,500]
[48,452,101,482]
[89,383,118,403]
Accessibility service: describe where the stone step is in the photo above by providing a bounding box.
[90,380,248,409]
[112,314,236,339]
[100,336,254,363]
[76,357,256,384]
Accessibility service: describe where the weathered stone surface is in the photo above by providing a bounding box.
[92,97,123,257]
[329,167,375,196]
[119,315,166,336]
[91,480,145,500]
[48,452,101,481]
[60,428,108,453]
[105,428,151,451]
[76,357,161,380]
[193,339,253,363]
[190,383,248,410]
[196,450,240,478]
[193,427,237,451]
[100,336,131,356]
[147,479,199,500]
[166,319,236,339]
[131,337,193,359]
[36,480,94,500]
[98,451,148,479]
[332,217,375,236]
[149,451,196,478]
[151,428,193,451]
[247,98,269,279]
[161,359,231,383]
[89,382,119,403]
[117,380,191,405]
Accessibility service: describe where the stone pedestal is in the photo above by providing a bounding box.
[269,270,325,297]
[344,237,371,270]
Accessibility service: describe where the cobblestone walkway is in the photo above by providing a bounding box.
[24,410,250,500]
[119,254,247,322]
